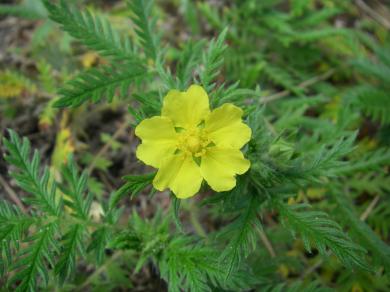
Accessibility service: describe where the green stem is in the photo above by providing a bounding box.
[183,200,207,238]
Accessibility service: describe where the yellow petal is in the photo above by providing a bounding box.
[153,154,203,199]
[205,103,251,149]
[135,116,178,168]
[200,147,250,192]
[162,85,210,128]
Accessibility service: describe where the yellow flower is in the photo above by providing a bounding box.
[135,85,251,199]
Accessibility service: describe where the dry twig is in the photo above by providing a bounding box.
[260,69,335,104]
[0,173,27,213]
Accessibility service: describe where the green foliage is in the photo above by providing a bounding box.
[200,28,228,92]
[264,280,332,292]
[349,42,390,125]
[10,222,58,292]
[285,132,357,182]
[44,0,136,61]
[347,172,390,194]
[332,148,390,175]
[218,193,262,277]
[59,157,92,220]
[128,0,159,60]
[176,41,204,89]
[88,226,112,265]
[43,0,149,108]
[53,63,146,107]
[331,189,390,272]
[2,131,91,290]
[111,210,255,292]
[158,236,255,292]
[109,172,155,210]
[263,63,303,96]
[349,85,390,125]
[1,0,390,290]
[3,130,62,217]
[353,59,390,84]
[273,201,368,270]
[55,224,86,284]
[0,201,32,277]
[0,0,46,20]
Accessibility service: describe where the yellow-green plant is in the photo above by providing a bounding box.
[1,0,390,291]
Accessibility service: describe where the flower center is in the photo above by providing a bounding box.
[186,136,201,153]
[177,128,209,157]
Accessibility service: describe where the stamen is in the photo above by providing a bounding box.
[176,126,211,157]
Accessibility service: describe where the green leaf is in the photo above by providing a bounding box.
[218,194,262,278]
[263,63,303,96]
[352,59,390,84]
[332,148,390,175]
[44,0,136,61]
[59,156,93,220]
[353,87,390,125]
[3,130,62,217]
[330,189,390,272]
[158,236,256,292]
[128,0,159,60]
[274,200,368,270]
[87,227,111,265]
[200,28,228,92]
[0,201,32,277]
[9,222,58,292]
[53,63,146,108]
[109,172,155,209]
[176,41,204,89]
[55,224,86,284]
[292,132,357,181]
